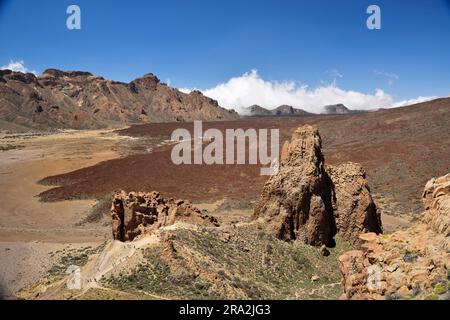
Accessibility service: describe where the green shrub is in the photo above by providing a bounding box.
[433,282,448,295]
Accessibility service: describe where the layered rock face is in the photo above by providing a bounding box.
[254,125,381,246]
[328,163,382,246]
[111,191,219,242]
[0,69,238,130]
[339,174,450,300]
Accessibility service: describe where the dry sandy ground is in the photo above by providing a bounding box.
[0,129,134,297]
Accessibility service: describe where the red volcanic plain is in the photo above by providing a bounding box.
[39,98,450,217]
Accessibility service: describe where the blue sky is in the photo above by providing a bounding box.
[1,0,449,110]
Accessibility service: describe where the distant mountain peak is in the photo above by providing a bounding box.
[323,104,351,114]
[243,104,313,117]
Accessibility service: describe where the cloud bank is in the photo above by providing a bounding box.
[180,70,436,113]
[391,96,438,108]
[1,60,36,75]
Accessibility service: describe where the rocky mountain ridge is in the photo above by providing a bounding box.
[323,104,365,115]
[0,69,238,130]
[244,104,314,117]
[244,103,365,117]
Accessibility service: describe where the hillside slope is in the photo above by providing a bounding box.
[0,69,238,130]
[18,223,351,300]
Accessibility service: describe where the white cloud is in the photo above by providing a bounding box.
[374,70,399,86]
[326,69,343,86]
[0,60,37,75]
[179,87,191,94]
[180,70,396,113]
[391,96,438,108]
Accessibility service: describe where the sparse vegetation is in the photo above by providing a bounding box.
[0,144,24,151]
[433,282,448,295]
[424,293,439,300]
[104,247,221,300]
[76,195,112,225]
[102,225,352,300]
[47,243,106,280]
[214,198,254,213]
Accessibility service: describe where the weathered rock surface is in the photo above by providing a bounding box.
[422,174,450,237]
[339,174,450,300]
[254,125,336,246]
[0,69,238,130]
[254,125,382,246]
[327,163,382,246]
[111,191,219,242]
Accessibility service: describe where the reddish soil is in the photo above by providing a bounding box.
[39,98,450,217]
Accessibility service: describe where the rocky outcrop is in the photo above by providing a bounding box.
[0,69,238,130]
[254,125,336,246]
[327,163,382,246]
[422,174,450,236]
[339,174,450,300]
[254,125,382,246]
[111,191,219,242]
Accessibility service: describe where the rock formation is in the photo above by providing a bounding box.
[422,174,450,237]
[0,69,238,130]
[111,191,219,242]
[254,125,382,246]
[327,163,382,246]
[339,174,450,300]
[254,125,335,246]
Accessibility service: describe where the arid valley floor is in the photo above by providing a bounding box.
[0,98,449,299]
